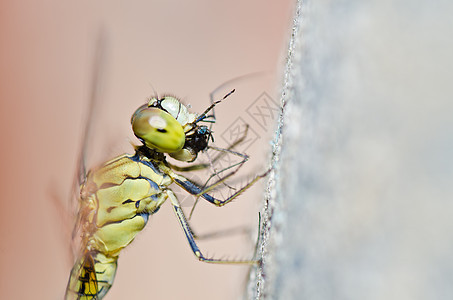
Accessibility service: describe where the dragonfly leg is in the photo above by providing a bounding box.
[173,168,271,208]
[165,189,258,265]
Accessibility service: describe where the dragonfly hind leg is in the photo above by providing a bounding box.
[165,189,259,265]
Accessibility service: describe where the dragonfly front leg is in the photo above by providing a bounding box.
[165,189,258,265]
[172,169,271,207]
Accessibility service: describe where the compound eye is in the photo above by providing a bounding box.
[160,96,194,125]
[131,107,185,153]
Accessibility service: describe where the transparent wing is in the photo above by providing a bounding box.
[69,32,143,254]
[69,34,105,259]
[67,32,143,299]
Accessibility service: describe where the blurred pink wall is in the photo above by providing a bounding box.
[0,1,292,299]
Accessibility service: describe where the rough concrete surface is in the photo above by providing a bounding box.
[250,0,453,299]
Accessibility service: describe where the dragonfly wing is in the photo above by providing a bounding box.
[66,34,123,299]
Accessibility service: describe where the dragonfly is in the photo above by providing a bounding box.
[64,87,269,299]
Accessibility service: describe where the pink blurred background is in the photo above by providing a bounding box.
[0,1,292,299]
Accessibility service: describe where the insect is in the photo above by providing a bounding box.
[64,89,268,300]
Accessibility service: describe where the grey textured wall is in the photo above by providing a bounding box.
[251,0,453,299]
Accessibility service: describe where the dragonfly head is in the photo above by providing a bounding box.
[131,96,214,162]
